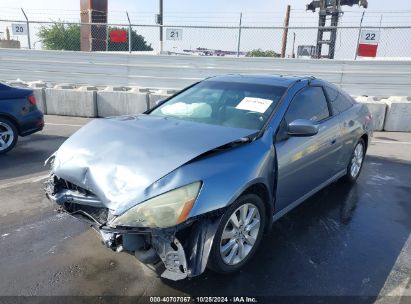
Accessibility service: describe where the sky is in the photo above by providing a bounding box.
[1,0,411,14]
[1,0,411,58]
[2,0,411,24]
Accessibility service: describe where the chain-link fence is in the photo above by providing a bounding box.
[1,18,411,60]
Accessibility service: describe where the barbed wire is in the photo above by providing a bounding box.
[2,7,411,27]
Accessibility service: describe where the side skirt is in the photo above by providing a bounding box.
[272,169,347,222]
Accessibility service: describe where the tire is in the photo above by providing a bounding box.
[208,193,266,274]
[0,117,18,155]
[342,138,365,183]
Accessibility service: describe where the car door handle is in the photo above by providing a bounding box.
[331,138,337,145]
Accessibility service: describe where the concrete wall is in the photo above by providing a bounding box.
[354,96,411,132]
[31,88,46,113]
[38,88,411,132]
[96,89,148,117]
[355,96,387,131]
[0,40,20,48]
[5,77,410,132]
[383,97,411,132]
[1,48,411,96]
[147,91,173,109]
[45,88,97,117]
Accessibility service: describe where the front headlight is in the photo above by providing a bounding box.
[110,182,201,228]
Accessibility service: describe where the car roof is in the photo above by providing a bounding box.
[204,74,313,87]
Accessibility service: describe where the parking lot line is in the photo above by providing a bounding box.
[372,140,411,145]
[45,123,84,127]
[376,233,411,302]
[0,174,49,190]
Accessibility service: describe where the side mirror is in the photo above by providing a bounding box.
[288,119,319,136]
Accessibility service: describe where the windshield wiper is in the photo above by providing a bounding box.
[189,132,259,163]
[205,132,258,153]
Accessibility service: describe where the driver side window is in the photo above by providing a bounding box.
[285,87,330,124]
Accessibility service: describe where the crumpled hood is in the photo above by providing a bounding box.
[52,114,256,212]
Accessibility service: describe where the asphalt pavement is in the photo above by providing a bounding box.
[0,115,410,303]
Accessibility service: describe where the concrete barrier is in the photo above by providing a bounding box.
[32,88,46,114]
[54,84,77,89]
[96,88,149,117]
[383,97,411,132]
[45,88,97,117]
[355,96,387,131]
[78,86,98,91]
[147,90,176,109]
[104,86,132,92]
[6,80,28,88]
[28,82,47,114]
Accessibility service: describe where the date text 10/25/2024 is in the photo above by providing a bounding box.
[149,296,258,303]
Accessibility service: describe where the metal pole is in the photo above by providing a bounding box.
[328,0,340,59]
[292,32,296,58]
[21,8,31,49]
[126,11,132,53]
[159,0,163,53]
[106,24,109,52]
[354,11,365,60]
[280,5,291,58]
[237,12,242,57]
[315,0,326,59]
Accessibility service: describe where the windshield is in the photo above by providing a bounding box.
[150,81,286,130]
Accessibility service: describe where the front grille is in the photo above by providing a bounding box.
[61,179,93,196]
[63,202,109,224]
[51,176,109,224]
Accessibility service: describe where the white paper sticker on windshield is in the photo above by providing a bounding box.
[235,97,273,113]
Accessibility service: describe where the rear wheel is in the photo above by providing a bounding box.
[208,193,266,274]
[342,138,365,183]
[0,118,18,154]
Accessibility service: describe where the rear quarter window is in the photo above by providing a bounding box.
[285,86,330,123]
[324,86,353,114]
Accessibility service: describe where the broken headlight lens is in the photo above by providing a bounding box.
[110,182,201,228]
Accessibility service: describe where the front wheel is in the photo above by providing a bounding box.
[342,138,365,183]
[208,193,266,274]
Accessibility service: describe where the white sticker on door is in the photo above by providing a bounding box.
[235,97,273,113]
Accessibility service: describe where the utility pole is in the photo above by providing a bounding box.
[281,5,291,58]
[237,12,242,57]
[159,0,163,53]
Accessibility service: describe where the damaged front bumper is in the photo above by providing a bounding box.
[45,174,220,281]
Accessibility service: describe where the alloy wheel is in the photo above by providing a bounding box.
[0,122,14,152]
[219,203,261,265]
[350,142,364,178]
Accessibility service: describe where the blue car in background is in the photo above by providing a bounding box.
[45,75,372,280]
[0,83,44,154]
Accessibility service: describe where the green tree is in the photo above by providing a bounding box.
[246,49,280,58]
[38,23,81,51]
[37,22,153,52]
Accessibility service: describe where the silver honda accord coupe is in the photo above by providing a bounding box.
[45,75,373,280]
